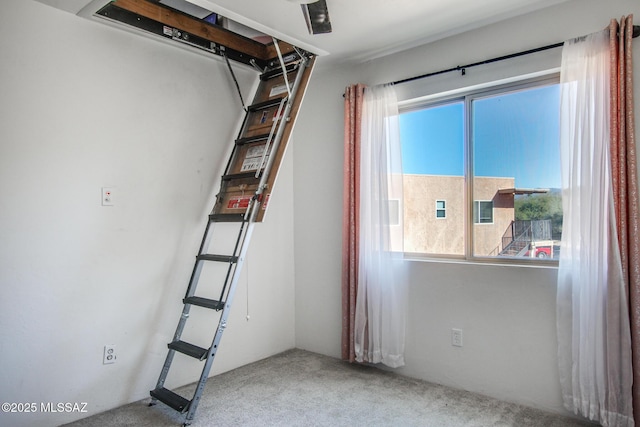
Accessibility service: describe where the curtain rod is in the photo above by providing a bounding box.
[391,24,640,86]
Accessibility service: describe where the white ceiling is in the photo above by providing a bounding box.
[36,0,571,65]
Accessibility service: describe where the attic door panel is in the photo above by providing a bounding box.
[214,176,259,215]
[242,104,285,137]
[229,143,272,175]
[254,72,296,102]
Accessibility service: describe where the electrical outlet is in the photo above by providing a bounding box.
[103,344,117,364]
[452,328,463,347]
[102,187,114,206]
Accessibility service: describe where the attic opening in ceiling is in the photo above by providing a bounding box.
[94,0,305,69]
[157,0,273,44]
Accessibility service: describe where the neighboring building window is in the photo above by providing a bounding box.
[435,200,446,218]
[399,77,562,261]
[473,201,493,224]
[388,199,400,226]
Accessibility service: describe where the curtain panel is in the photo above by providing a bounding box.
[342,84,407,368]
[342,83,365,363]
[557,17,636,427]
[354,84,406,368]
[609,15,640,426]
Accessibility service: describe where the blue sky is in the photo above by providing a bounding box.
[399,84,561,189]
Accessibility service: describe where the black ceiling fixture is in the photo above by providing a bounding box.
[301,0,332,35]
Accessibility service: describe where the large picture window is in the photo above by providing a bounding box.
[399,77,562,261]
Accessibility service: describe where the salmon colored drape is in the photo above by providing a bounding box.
[342,84,365,362]
[609,15,640,425]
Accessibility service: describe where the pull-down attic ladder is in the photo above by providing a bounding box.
[90,1,315,425]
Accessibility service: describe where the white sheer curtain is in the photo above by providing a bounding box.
[354,84,407,368]
[557,28,634,427]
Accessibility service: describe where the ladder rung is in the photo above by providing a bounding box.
[209,213,246,223]
[197,254,238,263]
[150,387,190,413]
[184,296,225,311]
[260,63,298,81]
[168,340,209,360]
[222,172,260,181]
[235,133,270,145]
[248,97,285,112]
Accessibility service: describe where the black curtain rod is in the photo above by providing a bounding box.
[391,24,640,86]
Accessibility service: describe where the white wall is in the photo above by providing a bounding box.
[3,0,639,424]
[0,1,296,426]
[293,0,640,416]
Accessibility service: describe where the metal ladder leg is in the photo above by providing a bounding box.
[183,206,258,424]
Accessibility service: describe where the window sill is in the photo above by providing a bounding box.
[402,252,559,270]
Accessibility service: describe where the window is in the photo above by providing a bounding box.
[399,77,562,261]
[473,201,493,224]
[388,199,400,226]
[436,200,446,218]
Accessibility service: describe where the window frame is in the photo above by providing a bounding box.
[435,200,446,219]
[399,74,560,265]
[473,200,494,224]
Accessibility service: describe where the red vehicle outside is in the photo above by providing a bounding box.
[529,246,552,258]
[524,241,555,259]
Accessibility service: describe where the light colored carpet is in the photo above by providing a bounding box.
[64,349,595,427]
